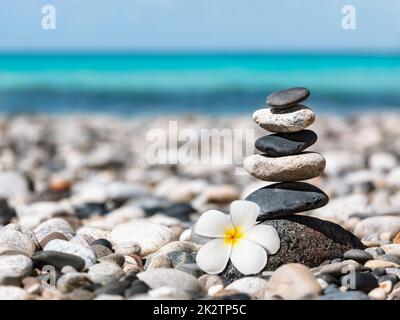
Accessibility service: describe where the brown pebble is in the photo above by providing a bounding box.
[364,260,400,269]
[49,178,72,192]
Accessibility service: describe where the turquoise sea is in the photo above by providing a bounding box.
[0,53,399,115]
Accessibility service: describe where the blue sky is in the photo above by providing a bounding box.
[0,0,399,51]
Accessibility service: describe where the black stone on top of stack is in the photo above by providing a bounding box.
[266,87,310,108]
[244,87,329,220]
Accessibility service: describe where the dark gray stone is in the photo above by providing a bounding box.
[75,203,109,219]
[245,182,329,219]
[124,280,150,297]
[255,130,317,156]
[377,254,400,265]
[220,215,364,284]
[163,203,196,221]
[266,87,310,108]
[176,263,204,278]
[33,250,85,271]
[94,280,131,296]
[90,239,113,250]
[378,274,398,286]
[127,196,170,216]
[119,272,139,284]
[341,272,378,293]
[343,249,373,264]
[371,268,386,277]
[0,198,16,225]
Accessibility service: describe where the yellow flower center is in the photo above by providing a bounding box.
[223,226,243,246]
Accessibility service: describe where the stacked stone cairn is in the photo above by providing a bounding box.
[244,87,329,219]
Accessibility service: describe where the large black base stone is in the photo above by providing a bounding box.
[245,182,329,219]
[220,215,365,284]
[255,130,317,156]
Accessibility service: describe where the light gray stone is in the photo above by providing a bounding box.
[226,277,268,299]
[109,221,176,256]
[88,262,125,285]
[0,255,32,285]
[253,105,315,133]
[0,224,36,256]
[57,272,92,293]
[137,268,205,296]
[244,152,325,181]
[354,216,400,239]
[34,218,75,246]
[0,286,30,300]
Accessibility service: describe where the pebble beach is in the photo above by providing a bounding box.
[1,107,400,300]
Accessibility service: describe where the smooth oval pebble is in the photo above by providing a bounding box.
[365,260,400,269]
[0,226,36,256]
[266,87,310,107]
[381,244,400,257]
[354,217,400,240]
[109,221,176,256]
[88,262,125,286]
[245,182,328,219]
[378,254,400,265]
[34,218,75,247]
[33,250,85,271]
[226,277,268,299]
[343,249,373,264]
[253,105,315,133]
[57,272,92,293]
[255,130,317,156]
[0,255,33,286]
[263,263,321,300]
[368,287,387,300]
[244,152,325,181]
[137,269,204,296]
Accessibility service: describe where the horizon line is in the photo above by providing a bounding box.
[0,49,399,56]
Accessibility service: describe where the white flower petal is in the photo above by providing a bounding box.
[196,238,231,274]
[230,239,267,275]
[243,224,280,254]
[230,200,260,231]
[195,210,233,237]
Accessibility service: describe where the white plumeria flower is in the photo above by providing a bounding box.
[195,200,280,275]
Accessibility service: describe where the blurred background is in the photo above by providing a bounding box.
[1,0,400,115]
[0,0,399,249]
